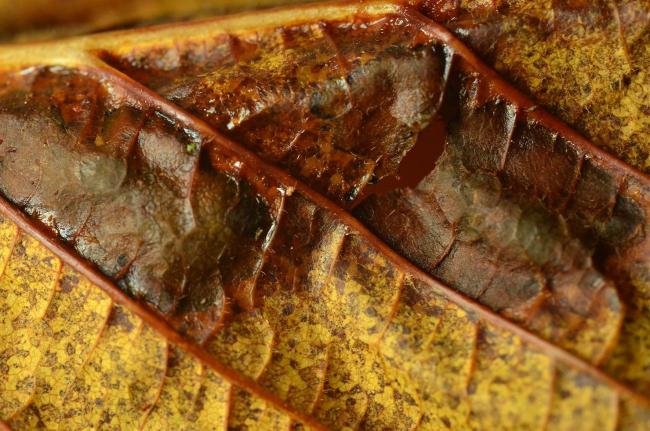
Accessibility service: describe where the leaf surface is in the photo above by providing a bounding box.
[4,0,647,175]
[0,208,299,430]
[0,0,314,41]
[0,1,648,430]
[418,0,650,172]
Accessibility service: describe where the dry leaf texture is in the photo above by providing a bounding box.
[420,0,650,172]
[0,1,648,429]
[3,0,647,175]
[0,0,315,41]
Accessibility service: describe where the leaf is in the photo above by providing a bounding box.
[416,0,650,173]
[4,0,647,175]
[0,0,314,41]
[0,207,306,430]
[0,1,648,430]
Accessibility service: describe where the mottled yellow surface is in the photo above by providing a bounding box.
[1,205,649,429]
[547,366,618,431]
[448,0,650,172]
[605,250,650,396]
[142,346,204,430]
[0,216,294,430]
[0,231,60,417]
[9,267,112,429]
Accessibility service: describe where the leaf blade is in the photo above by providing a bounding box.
[0,2,648,429]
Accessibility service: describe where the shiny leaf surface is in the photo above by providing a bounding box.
[0,1,648,430]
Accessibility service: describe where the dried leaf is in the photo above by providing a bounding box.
[0,212,298,430]
[0,1,648,430]
[0,0,313,41]
[4,0,647,175]
[417,0,650,172]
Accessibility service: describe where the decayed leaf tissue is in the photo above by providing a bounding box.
[0,0,648,429]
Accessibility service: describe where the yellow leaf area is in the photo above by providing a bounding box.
[447,0,650,172]
[231,193,650,430]
[0,216,285,430]
[1,190,649,430]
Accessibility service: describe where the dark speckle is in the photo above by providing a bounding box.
[622,75,631,87]
[109,307,134,332]
[13,241,25,257]
[117,254,129,267]
[282,304,294,316]
[60,274,80,293]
